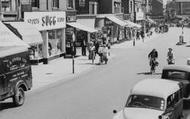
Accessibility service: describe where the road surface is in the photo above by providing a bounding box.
[0,27,190,119]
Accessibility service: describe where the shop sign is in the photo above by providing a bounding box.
[136,9,144,21]
[105,18,113,26]
[24,12,66,31]
[66,11,77,22]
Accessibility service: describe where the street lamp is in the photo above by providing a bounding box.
[71,30,75,74]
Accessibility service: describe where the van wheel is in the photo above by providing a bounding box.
[13,87,25,106]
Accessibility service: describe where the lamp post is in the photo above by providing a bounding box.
[71,30,75,74]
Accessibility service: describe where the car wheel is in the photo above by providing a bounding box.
[13,87,25,106]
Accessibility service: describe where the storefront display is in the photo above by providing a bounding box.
[66,27,76,55]
[48,30,62,56]
[24,11,66,64]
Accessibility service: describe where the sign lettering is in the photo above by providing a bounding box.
[24,12,66,30]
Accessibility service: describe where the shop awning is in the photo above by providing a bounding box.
[106,16,127,27]
[5,22,43,45]
[147,18,156,24]
[124,20,142,28]
[0,21,29,47]
[67,22,98,33]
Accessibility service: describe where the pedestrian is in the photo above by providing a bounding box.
[81,39,87,56]
[136,31,140,40]
[167,48,175,65]
[94,40,100,56]
[88,41,95,60]
[140,30,145,42]
[148,49,159,73]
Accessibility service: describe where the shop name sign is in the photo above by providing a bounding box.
[24,12,66,31]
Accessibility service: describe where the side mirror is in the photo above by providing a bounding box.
[113,110,117,114]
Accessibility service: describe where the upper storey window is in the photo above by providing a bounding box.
[31,0,39,8]
[1,0,17,12]
[52,0,59,8]
[67,0,75,9]
[79,0,85,7]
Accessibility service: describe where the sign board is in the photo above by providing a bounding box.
[24,12,66,31]
[136,9,145,21]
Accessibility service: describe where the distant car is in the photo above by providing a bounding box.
[113,79,183,119]
[161,65,190,98]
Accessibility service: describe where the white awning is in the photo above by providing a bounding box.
[106,16,127,26]
[147,18,156,24]
[0,21,29,47]
[124,20,142,28]
[5,22,43,45]
[67,22,98,33]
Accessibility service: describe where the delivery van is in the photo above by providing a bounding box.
[0,46,32,106]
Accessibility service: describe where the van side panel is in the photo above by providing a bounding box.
[0,50,32,101]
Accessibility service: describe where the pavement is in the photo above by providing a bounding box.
[31,29,159,91]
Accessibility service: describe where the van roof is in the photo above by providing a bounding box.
[131,79,180,99]
[0,46,28,57]
[163,65,190,72]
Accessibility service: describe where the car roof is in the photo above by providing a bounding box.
[131,79,180,99]
[163,65,190,72]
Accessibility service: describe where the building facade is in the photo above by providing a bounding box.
[0,0,21,21]
[149,0,164,20]
[174,0,190,16]
[121,0,134,20]
[98,0,122,14]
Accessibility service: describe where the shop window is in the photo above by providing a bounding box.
[67,0,74,9]
[48,30,62,57]
[29,44,43,60]
[79,0,85,7]
[1,0,17,12]
[31,0,39,8]
[52,0,59,8]
[89,2,97,14]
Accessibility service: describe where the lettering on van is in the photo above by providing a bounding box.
[10,70,29,82]
[3,57,27,71]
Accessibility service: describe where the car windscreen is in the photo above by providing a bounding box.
[126,95,165,111]
[162,70,187,80]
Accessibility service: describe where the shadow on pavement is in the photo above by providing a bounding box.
[137,72,162,75]
[64,55,80,59]
[0,102,16,111]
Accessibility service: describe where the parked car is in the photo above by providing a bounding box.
[113,79,183,119]
[0,46,32,106]
[161,65,190,98]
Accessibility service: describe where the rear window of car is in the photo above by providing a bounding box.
[163,70,187,80]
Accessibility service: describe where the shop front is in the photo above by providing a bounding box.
[4,22,44,64]
[24,11,66,64]
[96,14,127,44]
[66,11,97,56]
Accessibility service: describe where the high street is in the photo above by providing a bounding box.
[0,27,190,119]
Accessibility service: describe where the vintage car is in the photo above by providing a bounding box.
[113,79,183,119]
[161,65,190,98]
[0,46,32,106]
